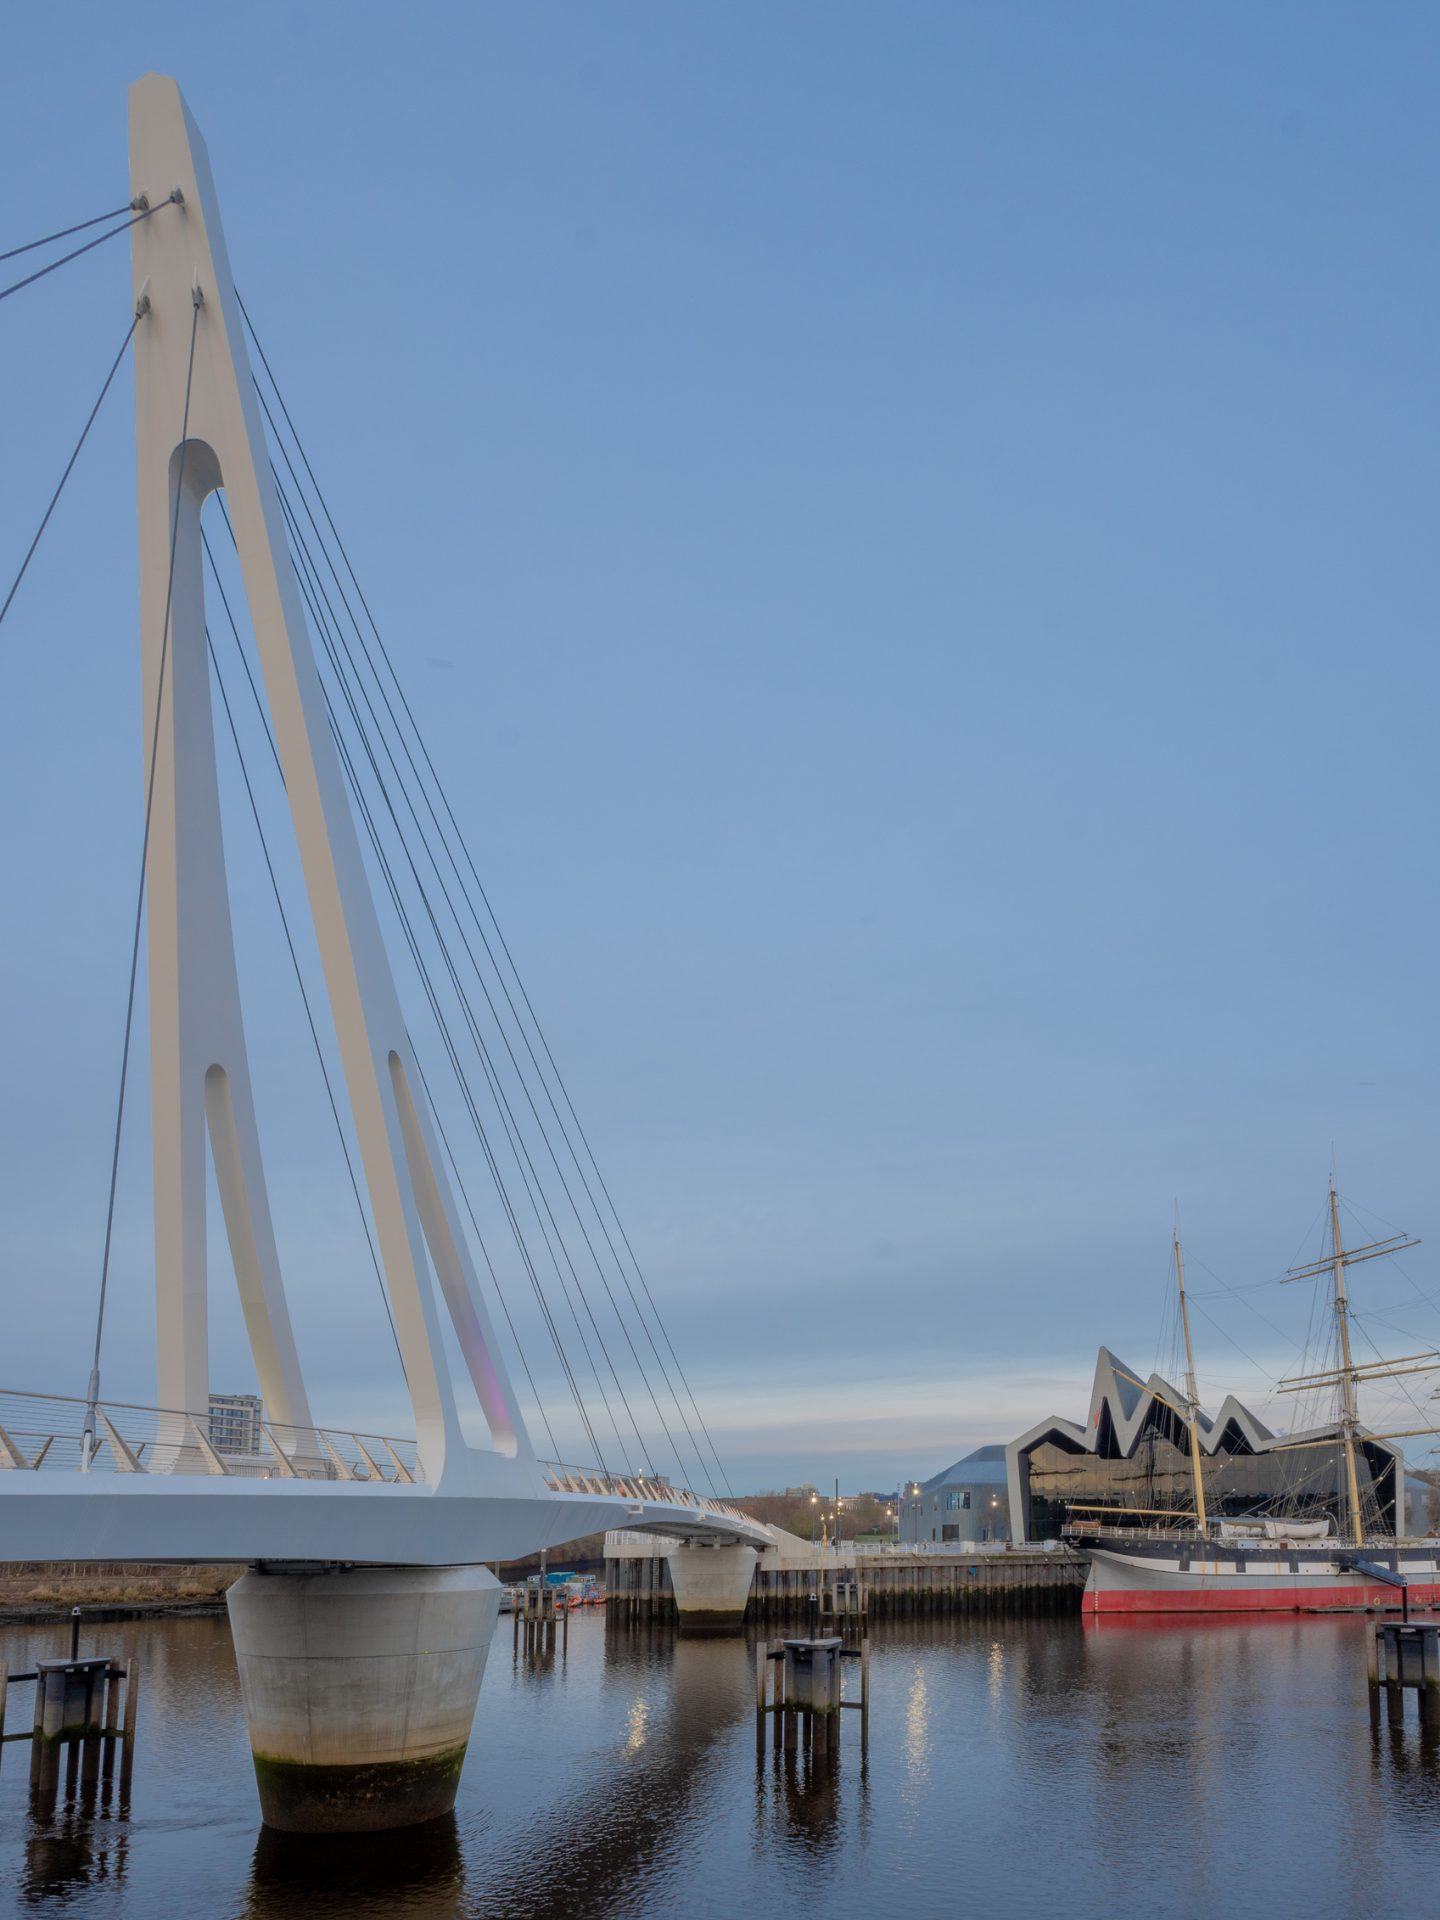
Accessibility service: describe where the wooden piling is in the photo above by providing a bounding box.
[119,1659,138,1797]
[755,1640,767,1754]
[1423,1631,1440,1732]
[28,1663,46,1792]
[860,1635,870,1753]
[1368,1628,1382,1729]
[101,1662,120,1783]
[80,1663,102,1794]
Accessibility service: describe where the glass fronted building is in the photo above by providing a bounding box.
[1004,1348,1401,1542]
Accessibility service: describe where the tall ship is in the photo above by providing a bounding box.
[1074,1183,1440,1614]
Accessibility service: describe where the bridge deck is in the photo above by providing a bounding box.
[0,1390,771,1562]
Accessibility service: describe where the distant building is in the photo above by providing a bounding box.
[900,1447,1012,1545]
[900,1347,1422,1549]
[1005,1348,1401,1543]
[209,1393,263,1456]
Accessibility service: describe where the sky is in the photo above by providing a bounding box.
[2,4,1439,1494]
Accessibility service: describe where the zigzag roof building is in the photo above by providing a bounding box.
[1004,1347,1401,1544]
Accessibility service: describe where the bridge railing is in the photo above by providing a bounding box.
[0,1394,758,1527]
[538,1459,756,1526]
[0,1389,421,1483]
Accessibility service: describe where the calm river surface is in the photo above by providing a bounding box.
[2,1608,1437,1918]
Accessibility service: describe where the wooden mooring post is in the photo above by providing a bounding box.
[1369,1623,1440,1731]
[514,1578,568,1663]
[816,1573,867,1633]
[756,1634,869,1759]
[0,1633,138,1815]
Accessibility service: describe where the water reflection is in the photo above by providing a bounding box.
[761,1746,843,1857]
[7,1611,1440,1918]
[247,1816,464,1920]
[1370,1715,1440,1821]
[904,1662,929,1777]
[510,1614,567,1678]
[623,1695,650,1757]
[422,1628,756,1920]
[21,1806,130,1905]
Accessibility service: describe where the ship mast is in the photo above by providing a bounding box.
[1327,1182,1365,1545]
[1280,1183,1425,1544]
[1174,1233,1209,1535]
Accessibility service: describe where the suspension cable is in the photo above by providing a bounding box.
[0,307,143,634]
[0,194,178,306]
[312,555,630,1473]
[412,1048,562,1462]
[271,487,623,1441]
[210,498,598,1468]
[239,292,730,1491]
[268,456,691,1484]
[252,368,716,1487]
[0,199,144,265]
[85,291,201,1462]
[201,528,284,781]
[204,528,564,1460]
[332,706,613,1470]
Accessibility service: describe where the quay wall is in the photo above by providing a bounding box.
[605,1547,1087,1624]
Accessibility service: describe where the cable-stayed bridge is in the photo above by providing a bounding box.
[0,74,776,1831]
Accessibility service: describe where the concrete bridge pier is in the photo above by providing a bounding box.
[667,1541,758,1634]
[227,1562,500,1833]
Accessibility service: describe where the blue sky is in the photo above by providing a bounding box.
[2,4,1438,1492]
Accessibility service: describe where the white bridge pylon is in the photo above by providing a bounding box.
[0,73,768,1567]
[130,70,523,1496]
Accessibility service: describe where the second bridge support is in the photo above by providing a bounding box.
[667,1541,758,1634]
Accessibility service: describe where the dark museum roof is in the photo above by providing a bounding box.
[1007,1346,1398,1467]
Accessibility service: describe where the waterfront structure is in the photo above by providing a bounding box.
[1055,1205,1440,1613]
[207,1393,262,1456]
[899,1447,1011,1545]
[0,74,775,1832]
[1005,1347,1401,1545]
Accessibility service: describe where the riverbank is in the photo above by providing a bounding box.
[0,1561,239,1618]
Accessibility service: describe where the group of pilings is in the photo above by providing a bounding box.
[755,1635,868,1758]
[1369,1622,1440,1731]
[605,1549,1086,1626]
[0,1649,139,1818]
[513,1580,569,1662]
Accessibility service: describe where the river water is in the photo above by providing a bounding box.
[1,1608,1437,1918]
